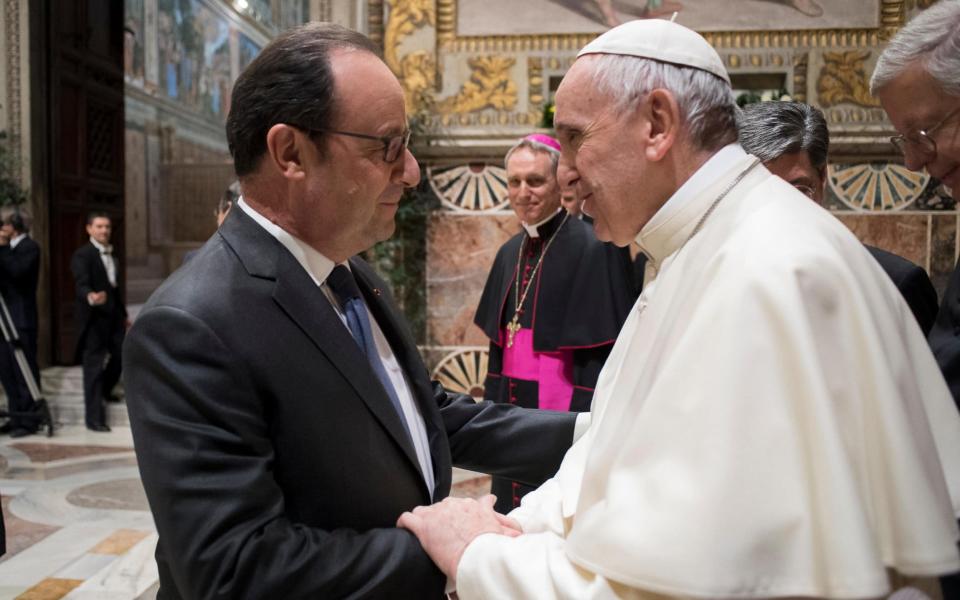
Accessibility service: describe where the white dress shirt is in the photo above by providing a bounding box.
[90,237,117,287]
[9,233,25,249]
[237,198,436,495]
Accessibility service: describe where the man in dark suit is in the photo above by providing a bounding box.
[123,23,580,599]
[738,101,939,335]
[71,212,127,432]
[0,212,41,437]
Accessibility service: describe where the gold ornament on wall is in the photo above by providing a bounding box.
[431,349,489,399]
[828,163,929,211]
[817,51,881,108]
[437,56,518,114]
[384,0,437,113]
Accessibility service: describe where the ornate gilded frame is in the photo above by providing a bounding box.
[377,1,916,156]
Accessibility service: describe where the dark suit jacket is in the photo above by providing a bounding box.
[70,242,126,357]
[866,245,938,336]
[930,263,960,409]
[0,236,40,331]
[123,208,576,600]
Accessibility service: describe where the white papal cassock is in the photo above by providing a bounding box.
[456,145,960,599]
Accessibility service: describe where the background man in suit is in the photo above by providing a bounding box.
[71,212,127,432]
[737,100,939,335]
[0,211,41,437]
[123,23,580,599]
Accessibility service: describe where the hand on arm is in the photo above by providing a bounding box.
[397,494,522,582]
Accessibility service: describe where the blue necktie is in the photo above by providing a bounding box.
[326,266,413,441]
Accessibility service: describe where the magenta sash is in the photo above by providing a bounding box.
[501,328,574,411]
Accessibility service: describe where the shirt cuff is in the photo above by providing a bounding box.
[573,412,591,442]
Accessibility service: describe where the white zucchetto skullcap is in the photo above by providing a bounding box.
[578,19,730,85]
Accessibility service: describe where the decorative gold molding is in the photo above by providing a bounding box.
[817,50,881,108]
[384,0,436,112]
[437,56,517,114]
[436,0,905,52]
[793,53,809,103]
[527,57,544,123]
[4,0,22,175]
[367,0,385,48]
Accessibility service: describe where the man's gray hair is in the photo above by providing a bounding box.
[504,138,560,171]
[585,54,739,152]
[871,0,960,96]
[737,101,829,171]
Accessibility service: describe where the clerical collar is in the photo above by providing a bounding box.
[10,233,25,249]
[522,208,564,239]
[237,197,345,286]
[90,237,113,255]
[635,144,750,265]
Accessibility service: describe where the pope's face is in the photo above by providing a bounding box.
[554,57,654,247]
[506,147,562,224]
[763,151,825,204]
[877,66,960,194]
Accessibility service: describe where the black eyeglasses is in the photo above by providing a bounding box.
[890,105,960,162]
[295,126,411,163]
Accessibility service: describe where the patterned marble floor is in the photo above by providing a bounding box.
[0,423,490,600]
[0,426,157,600]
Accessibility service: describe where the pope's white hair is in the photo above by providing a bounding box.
[871,0,960,96]
[582,53,738,152]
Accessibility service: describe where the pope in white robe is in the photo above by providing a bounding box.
[398,19,960,600]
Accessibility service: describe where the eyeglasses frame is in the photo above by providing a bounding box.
[293,125,412,163]
[890,104,960,162]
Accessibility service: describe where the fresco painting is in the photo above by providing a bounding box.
[153,0,265,123]
[458,0,880,36]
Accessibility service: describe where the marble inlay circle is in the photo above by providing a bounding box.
[431,349,489,399]
[428,164,511,213]
[66,477,151,511]
[827,163,929,211]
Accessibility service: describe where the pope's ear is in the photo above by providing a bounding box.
[264,124,308,181]
[643,88,681,162]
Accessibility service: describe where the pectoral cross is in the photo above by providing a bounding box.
[506,315,522,348]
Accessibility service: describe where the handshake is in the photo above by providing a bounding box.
[397,494,521,587]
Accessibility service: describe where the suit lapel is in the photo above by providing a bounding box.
[350,260,448,490]
[87,243,113,290]
[270,251,425,486]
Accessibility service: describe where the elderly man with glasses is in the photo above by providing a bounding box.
[872,1,960,412]
[123,23,582,599]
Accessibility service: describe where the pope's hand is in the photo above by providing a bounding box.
[397,494,522,582]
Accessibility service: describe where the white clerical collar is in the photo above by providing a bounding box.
[521,208,562,238]
[90,237,113,255]
[237,197,342,286]
[635,144,749,265]
[10,233,25,248]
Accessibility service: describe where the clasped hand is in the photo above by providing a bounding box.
[397,494,522,584]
